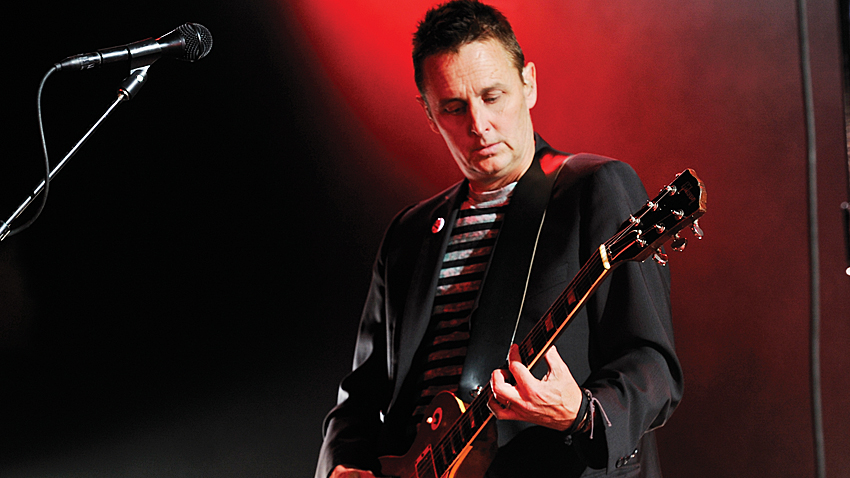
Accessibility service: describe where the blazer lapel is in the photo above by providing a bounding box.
[389,183,466,410]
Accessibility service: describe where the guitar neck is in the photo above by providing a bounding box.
[516,244,613,369]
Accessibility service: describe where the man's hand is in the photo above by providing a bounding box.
[330,465,377,478]
[488,344,584,431]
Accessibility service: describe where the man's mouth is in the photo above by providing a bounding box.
[474,142,500,157]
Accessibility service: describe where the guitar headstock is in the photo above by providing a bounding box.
[607,169,707,265]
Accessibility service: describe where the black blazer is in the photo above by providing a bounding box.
[316,137,683,477]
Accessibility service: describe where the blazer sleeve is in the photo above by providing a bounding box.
[570,160,684,472]
[314,212,404,478]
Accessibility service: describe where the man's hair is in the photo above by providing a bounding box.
[412,0,525,96]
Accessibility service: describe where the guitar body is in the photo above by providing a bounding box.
[379,391,497,478]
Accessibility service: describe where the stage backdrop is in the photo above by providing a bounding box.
[1,1,848,477]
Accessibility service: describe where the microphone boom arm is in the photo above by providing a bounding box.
[1,66,151,241]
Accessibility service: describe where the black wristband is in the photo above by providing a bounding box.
[563,387,591,437]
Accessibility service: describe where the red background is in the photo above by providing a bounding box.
[1,1,848,476]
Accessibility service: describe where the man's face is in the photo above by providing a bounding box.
[419,39,537,191]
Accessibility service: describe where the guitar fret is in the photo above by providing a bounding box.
[555,297,572,326]
[519,341,532,363]
[565,288,577,306]
[451,427,463,456]
[458,416,469,443]
[544,312,555,332]
[531,333,547,356]
[571,278,590,307]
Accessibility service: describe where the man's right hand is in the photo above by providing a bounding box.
[330,465,378,478]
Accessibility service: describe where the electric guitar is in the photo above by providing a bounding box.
[378,169,707,478]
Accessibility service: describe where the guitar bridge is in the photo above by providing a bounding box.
[414,445,438,478]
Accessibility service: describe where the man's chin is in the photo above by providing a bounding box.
[474,159,513,177]
[470,151,507,170]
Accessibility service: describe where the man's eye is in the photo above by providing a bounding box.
[484,95,500,103]
[443,105,465,115]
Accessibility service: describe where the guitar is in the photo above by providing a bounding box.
[378,169,707,478]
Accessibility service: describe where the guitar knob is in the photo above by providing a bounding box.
[671,234,688,252]
[691,220,704,239]
[653,251,669,266]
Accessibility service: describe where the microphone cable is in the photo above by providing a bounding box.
[6,66,57,238]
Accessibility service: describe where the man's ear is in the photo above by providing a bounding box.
[416,95,440,134]
[522,62,538,109]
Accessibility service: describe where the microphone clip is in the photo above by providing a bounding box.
[118,65,151,100]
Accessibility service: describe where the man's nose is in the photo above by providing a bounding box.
[469,101,491,137]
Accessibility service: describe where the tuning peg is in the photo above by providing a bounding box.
[671,234,688,252]
[691,220,704,239]
[653,250,669,266]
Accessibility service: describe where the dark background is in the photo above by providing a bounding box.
[1,1,849,477]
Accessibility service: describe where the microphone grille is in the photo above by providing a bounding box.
[178,23,213,61]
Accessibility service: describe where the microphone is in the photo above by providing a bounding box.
[55,23,213,71]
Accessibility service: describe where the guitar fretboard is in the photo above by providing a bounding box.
[517,248,611,368]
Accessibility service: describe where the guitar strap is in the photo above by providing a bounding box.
[457,146,572,401]
[507,153,573,347]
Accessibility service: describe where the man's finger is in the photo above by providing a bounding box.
[490,367,524,411]
[506,343,537,391]
[543,345,570,378]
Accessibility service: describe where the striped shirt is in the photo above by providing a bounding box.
[408,183,515,432]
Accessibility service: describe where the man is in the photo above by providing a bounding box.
[315,1,682,477]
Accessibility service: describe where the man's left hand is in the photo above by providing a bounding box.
[488,344,584,431]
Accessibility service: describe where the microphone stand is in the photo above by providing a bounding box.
[0,65,151,242]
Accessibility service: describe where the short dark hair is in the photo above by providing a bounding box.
[412,0,525,96]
